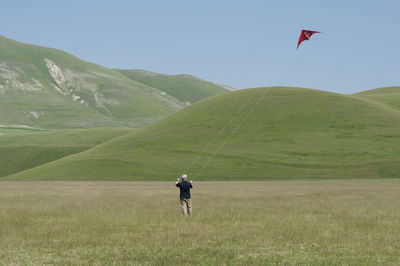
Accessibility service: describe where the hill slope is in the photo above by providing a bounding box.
[0,36,183,129]
[0,128,129,178]
[116,69,233,104]
[353,86,400,112]
[7,86,400,181]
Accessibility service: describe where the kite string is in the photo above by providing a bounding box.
[183,91,259,174]
[193,87,271,179]
[193,53,297,179]
[183,55,293,176]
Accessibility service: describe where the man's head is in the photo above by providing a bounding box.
[182,174,187,181]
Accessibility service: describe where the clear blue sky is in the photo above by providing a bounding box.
[1,0,399,93]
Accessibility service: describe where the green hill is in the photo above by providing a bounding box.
[7,86,400,181]
[0,36,183,129]
[354,86,400,112]
[116,69,233,104]
[0,128,129,178]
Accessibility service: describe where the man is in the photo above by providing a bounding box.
[175,174,193,216]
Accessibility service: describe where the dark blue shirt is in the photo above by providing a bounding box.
[176,181,193,199]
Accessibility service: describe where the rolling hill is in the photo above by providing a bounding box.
[7,86,400,181]
[116,69,233,104]
[354,86,400,112]
[0,36,228,129]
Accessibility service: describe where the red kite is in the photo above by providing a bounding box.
[297,30,320,49]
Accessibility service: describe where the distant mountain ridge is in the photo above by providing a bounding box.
[0,35,230,129]
[116,69,233,104]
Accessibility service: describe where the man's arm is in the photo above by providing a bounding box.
[175,178,180,187]
[189,179,193,188]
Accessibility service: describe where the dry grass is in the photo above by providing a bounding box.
[1,180,400,265]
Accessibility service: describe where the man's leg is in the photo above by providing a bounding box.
[186,199,192,216]
[180,198,187,216]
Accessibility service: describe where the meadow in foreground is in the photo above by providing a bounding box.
[1,180,399,265]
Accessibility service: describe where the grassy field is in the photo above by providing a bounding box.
[1,180,399,265]
[10,86,400,181]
